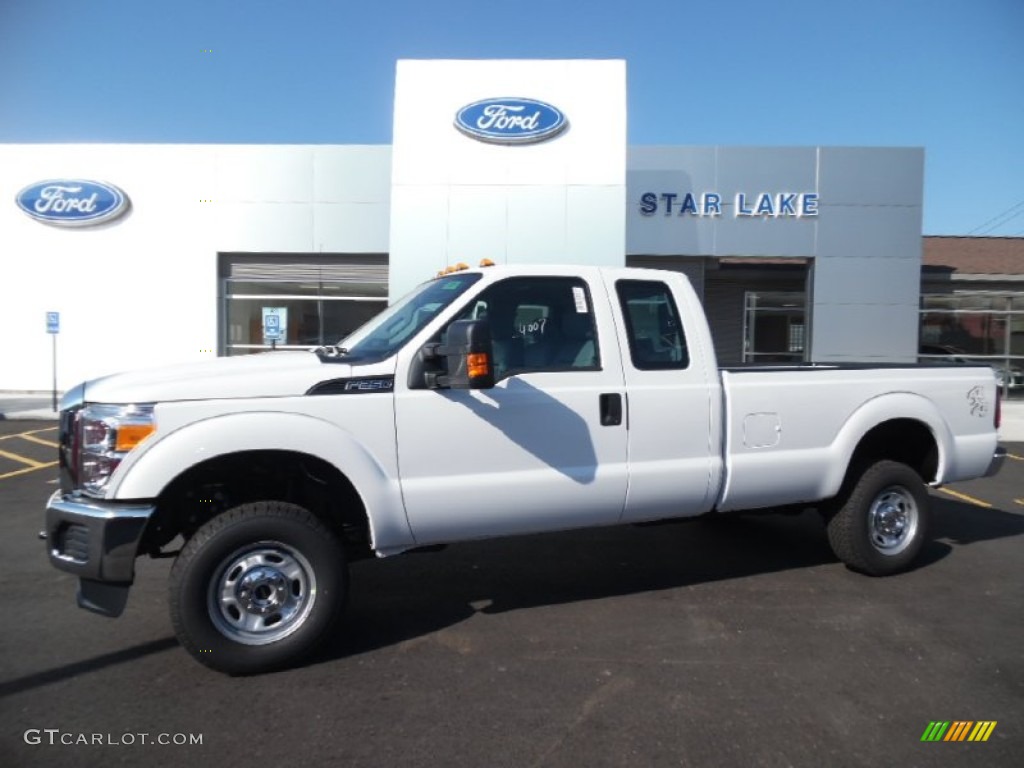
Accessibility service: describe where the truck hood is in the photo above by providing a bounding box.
[84,352,353,403]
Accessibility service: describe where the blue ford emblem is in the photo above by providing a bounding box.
[15,179,129,227]
[455,97,568,144]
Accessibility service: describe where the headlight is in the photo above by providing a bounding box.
[79,403,157,497]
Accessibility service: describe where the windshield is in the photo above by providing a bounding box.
[333,272,483,363]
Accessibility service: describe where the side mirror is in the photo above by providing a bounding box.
[427,319,495,389]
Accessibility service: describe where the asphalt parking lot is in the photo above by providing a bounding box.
[1,419,1021,767]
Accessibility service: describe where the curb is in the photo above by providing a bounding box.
[0,410,59,421]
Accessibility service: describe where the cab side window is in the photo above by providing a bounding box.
[456,277,601,379]
[616,280,689,370]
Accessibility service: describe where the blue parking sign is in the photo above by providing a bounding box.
[46,311,60,334]
[262,307,287,343]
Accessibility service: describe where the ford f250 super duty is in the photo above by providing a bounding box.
[43,263,1005,674]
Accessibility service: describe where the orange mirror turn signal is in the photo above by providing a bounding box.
[467,352,491,379]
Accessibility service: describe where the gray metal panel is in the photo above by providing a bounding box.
[714,146,817,200]
[627,146,717,182]
[809,303,919,362]
[813,256,920,305]
[714,216,816,258]
[815,205,923,260]
[818,147,924,206]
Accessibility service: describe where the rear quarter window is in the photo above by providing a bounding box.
[615,280,689,370]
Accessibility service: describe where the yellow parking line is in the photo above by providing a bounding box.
[1007,453,1024,462]
[939,488,993,509]
[18,433,59,448]
[0,427,57,442]
[0,448,47,468]
[1015,499,1024,507]
[0,461,58,480]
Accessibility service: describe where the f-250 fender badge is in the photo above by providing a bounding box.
[306,376,395,396]
[966,385,989,418]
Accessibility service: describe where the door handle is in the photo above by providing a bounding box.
[599,393,622,426]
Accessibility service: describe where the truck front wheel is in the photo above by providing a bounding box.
[824,460,930,576]
[169,501,347,674]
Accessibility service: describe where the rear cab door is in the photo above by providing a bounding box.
[602,269,723,521]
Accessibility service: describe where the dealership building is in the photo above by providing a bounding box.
[3,59,1021,395]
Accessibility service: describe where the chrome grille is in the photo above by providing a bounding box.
[58,406,81,494]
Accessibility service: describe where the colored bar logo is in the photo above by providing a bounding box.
[921,721,997,742]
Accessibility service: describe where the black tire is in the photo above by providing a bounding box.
[824,460,930,576]
[169,501,347,675]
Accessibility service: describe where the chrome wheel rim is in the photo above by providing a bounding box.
[868,486,918,555]
[208,543,317,645]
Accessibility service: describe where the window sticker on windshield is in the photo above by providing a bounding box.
[573,286,588,314]
[442,281,462,290]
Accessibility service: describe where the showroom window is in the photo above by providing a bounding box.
[220,255,388,356]
[919,293,1024,398]
[743,292,806,363]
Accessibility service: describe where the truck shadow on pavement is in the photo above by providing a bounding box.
[317,497,1024,667]
[0,637,179,698]
[929,494,1024,544]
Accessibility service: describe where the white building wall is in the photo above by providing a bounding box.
[213,145,391,253]
[1,145,391,391]
[1,65,925,391]
[388,59,627,300]
[2,144,219,392]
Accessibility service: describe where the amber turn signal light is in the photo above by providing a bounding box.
[467,353,491,379]
[115,424,156,452]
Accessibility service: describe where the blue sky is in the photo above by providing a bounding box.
[2,0,1022,236]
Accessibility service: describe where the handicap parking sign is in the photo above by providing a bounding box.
[46,311,60,334]
[262,307,287,343]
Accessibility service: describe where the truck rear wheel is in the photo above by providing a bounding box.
[824,460,930,576]
[169,501,347,674]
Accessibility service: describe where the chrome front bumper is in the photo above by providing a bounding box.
[45,491,155,616]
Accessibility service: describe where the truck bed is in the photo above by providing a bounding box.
[716,364,998,512]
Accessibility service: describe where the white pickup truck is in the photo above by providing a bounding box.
[44,264,1004,674]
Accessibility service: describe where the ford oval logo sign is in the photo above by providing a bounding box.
[15,179,129,227]
[455,98,568,145]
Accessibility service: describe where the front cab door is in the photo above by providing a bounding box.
[394,275,628,545]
